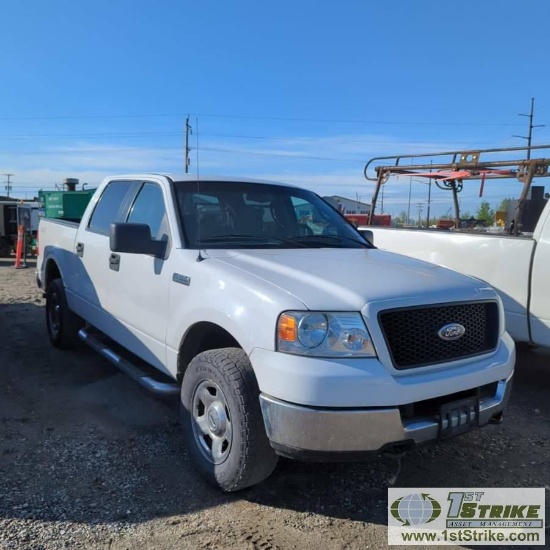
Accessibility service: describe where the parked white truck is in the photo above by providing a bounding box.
[364,145,550,349]
[37,174,514,491]
[367,216,550,349]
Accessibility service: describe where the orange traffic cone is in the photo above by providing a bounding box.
[14,225,26,269]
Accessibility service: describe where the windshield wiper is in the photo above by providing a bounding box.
[288,234,372,248]
[196,234,306,246]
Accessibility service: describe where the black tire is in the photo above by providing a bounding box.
[46,278,84,349]
[180,348,278,492]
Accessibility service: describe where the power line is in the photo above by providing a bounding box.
[0,131,183,139]
[6,138,545,161]
[191,113,528,127]
[194,133,510,148]
[0,130,510,149]
[0,111,531,126]
[0,145,368,163]
[0,113,183,121]
[0,133,500,150]
[0,129,535,153]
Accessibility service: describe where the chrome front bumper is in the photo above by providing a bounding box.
[259,373,513,457]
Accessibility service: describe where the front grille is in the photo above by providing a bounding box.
[379,301,500,369]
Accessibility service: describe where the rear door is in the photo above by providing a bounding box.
[70,180,137,331]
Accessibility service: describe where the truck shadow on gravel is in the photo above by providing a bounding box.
[1,301,549,530]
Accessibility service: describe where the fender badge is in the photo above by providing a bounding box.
[172,273,191,286]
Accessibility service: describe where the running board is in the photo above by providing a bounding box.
[78,328,180,396]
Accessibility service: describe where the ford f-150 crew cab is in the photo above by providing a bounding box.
[37,174,514,491]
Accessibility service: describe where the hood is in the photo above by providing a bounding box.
[208,248,495,311]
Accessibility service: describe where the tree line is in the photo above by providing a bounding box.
[393,198,512,226]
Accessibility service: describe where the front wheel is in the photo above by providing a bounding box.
[180,348,278,492]
[46,278,83,348]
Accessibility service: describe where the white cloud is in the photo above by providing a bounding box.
[2,134,542,218]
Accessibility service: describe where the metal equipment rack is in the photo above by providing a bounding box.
[364,144,550,234]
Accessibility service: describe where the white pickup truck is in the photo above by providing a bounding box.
[367,199,550,349]
[37,174,514,491]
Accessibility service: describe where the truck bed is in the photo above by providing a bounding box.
[37,218,79,282]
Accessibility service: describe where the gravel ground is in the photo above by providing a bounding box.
[0,259,549,550]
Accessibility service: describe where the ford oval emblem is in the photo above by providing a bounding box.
[437,323,466,341]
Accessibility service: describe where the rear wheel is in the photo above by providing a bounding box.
[180,348,278,491]
[46,278,83,348]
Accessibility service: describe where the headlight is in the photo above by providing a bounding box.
[277,311,376,357]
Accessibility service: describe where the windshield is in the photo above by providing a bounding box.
[174,180,372,249]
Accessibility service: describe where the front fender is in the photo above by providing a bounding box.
[165,257,306,356]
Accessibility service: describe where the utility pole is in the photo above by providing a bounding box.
[185,115,192,173]
[4,173,13,198]
[426,161,432,227]
[426,178,432,227]
[513,98,545,159]
[417,203,423,227]
[407,176,412,225]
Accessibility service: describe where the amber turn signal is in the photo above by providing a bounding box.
[278,313,297,342]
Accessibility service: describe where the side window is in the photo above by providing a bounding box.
[127,182,167,240]
[88,181,134,234]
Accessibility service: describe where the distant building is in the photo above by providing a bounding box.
[323,195,371,215]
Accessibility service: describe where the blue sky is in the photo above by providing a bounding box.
[2,0,550,217]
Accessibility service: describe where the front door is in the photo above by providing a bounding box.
[107,181,172,375]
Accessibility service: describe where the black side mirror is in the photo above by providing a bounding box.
[110,223,166,257]
[358,229,374,245]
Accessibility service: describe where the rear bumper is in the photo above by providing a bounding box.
[259,372,512,459]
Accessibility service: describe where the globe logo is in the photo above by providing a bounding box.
[391,493,441,526]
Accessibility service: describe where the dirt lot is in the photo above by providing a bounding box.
[0,259,549,550]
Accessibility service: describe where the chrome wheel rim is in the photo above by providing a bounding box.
[191,380,232,464]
